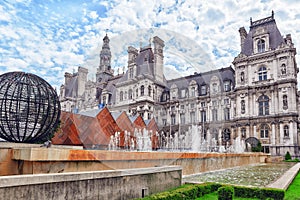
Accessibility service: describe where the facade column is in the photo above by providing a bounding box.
[289,121,294,145]
[218,128,222,146]
[271,123,276,145]
[271,91,275,115]
[252,93,256,116]
[279,123,284,144]
[246,125,250,138]
[253,124,257,138]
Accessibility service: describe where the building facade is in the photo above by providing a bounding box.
[60,13,300,157]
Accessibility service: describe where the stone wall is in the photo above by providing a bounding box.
[0,166,182,200]
[8,146,268,175]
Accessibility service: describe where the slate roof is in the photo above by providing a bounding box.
[65,75,78,97]
[78,108,103,118]
[165,66,235,93]
[241,15,284,56]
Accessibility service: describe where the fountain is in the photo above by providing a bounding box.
[108,124,246,153]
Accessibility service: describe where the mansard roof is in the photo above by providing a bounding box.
[64,75,78,97]
[165,66,235,91]
[136,46,155,77]
[241,13,284,56]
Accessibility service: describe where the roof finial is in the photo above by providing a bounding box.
[271,10,274,18]
[139,38,142,50]
[250,17,252,25]
[149,37,152,46]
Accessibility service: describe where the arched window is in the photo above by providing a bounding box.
[201,85,206,95]
[281,64,286,75]
[258,95,269,116]
[241,128,246,138]
[103,96,106,105]
[257,39,265,53]
[191,86,196,97]
[260,124,269,138]
[258,66,267,81]
[284,125,289,137]
[241,100,245,114]
[283,95,288,110]
[128,89,133,100]
[140,85,144,96]
[213,129,218,140]
[120,91,123,101]
[222,128,231,142]
[240,71,245,82]
[148,86,151,96]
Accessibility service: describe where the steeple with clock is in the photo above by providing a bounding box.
[96,33,113,83]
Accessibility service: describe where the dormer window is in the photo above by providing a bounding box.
[224,81,231,92]
[258,66,267,81]
[200,85,206,95]
[257,39,265,53]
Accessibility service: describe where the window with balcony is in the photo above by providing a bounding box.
[258,66,267,81]
[258,95,269,116]
[260,124,269,138]
[257,39,265,53]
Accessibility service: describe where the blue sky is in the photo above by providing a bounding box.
[1,0,300,90]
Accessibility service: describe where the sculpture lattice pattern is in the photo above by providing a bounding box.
[0,72,61,143]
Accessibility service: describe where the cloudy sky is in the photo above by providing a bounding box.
[1,0,300,90]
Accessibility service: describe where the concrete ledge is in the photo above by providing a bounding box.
[0,166,182,200]
[267,163,300,190]
[12,147,267,161]
[0,165,181,188]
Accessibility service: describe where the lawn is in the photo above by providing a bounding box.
[284,171,300,200]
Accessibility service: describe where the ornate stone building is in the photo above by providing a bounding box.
[60,13,300,158]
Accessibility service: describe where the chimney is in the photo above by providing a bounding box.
[239,27,247,51]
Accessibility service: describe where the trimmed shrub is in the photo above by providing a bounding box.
[217,186,234,200]
[285,151,292,160]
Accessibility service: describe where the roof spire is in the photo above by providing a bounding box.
[271,10,274,18]
[250,17,252,25]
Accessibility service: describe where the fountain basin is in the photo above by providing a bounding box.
[0,143,269,176]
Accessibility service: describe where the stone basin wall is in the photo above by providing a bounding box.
[0,143,268,176]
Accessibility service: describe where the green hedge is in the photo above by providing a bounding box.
[136,183,285,200]
[217,186,234,200]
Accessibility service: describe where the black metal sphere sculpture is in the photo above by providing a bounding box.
[0,72,61,143]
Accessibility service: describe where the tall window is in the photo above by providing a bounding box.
[224,81,231,92]
[212,109,218,121]
[224,108,230,120]
[240,71,245,82]
[212,83,218,93]
[258,95,269,116]
[260,124,269,138]
[213,129,218,140]
[148,86,151,96]
[181,89,186,98]
[136,88,138,97]
[241,100,245,114]
[171,114,176,125]
[190,112,196,124]
[258,66,267,81]
[201,111,206,122]
[129,68,133,78]
[120,91,123,101]
[283,95,288,110]
[222,128,231,142]
[103,96,106,105]
[201,85,206,95]
[284,125,289,138]
[140,85,144,96]
[241,128,246,138]
[281,64,286,75]
[191,87,196,97]
[180,113,185,124]
[257,39,265,53]
[128,89,133,100]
